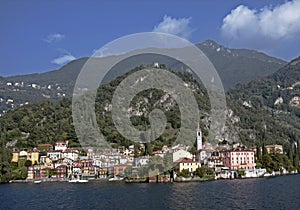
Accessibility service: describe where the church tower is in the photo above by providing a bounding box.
[196,122,202,151]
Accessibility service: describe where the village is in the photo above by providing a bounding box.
[9,125,293,184]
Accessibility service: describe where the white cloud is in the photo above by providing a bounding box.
[221,0,300,50]
[153,15,193,39]
[44,33,65,43]
[51,54,76,65]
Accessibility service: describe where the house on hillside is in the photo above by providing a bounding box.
[55,141,69,151]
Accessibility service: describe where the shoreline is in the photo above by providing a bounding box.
[6,172,299,184]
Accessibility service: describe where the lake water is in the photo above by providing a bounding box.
[0,174,299,209]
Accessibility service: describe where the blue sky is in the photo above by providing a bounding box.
[1,0,300,76]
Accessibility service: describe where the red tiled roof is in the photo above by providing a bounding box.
[175,158,195,163]
[152,150,163,154]
[38,144,53,147]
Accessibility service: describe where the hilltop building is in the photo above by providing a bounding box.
[55,141,69,151]
[11,148,39,164]
[265,144,283,154]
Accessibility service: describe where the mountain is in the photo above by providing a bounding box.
[1,58,300,152]
[227,56,300,149]
[0,67,211,150]
[197,40,286,89]
[0,40,286,115]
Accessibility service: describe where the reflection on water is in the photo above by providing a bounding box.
[0,174,299,209]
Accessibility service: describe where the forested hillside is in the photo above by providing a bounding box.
[1,58,300,156]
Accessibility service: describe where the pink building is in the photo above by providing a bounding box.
[221,149,255,170]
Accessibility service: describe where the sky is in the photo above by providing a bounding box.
[1,0,300,77]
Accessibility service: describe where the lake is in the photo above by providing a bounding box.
[0,174,299,209]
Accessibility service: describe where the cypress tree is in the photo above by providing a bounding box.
[293,144,299,170]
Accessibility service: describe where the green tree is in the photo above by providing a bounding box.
[24,160,32,167]
[177,169,191,178]
[124,165,133,177]
[256,142,261,161]
[145,143,153,156]
[293,145,299,170]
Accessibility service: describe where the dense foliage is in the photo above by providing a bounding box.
[0,66,210,151]
[227,58,300,151]
[1,59,300,182]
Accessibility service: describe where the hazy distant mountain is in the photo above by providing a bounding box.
[0,40,287,114]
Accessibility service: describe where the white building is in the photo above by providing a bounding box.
[198,149,212,164]
[62,149,79,161]
[153,62,159,68]
[47,151,62,161]
[55,141,69,151]
[134,156,150,167]
[172,149,193,162]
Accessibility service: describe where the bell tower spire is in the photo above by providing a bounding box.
[196,122,202,150]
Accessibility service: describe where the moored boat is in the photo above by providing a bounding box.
[108,176,124,182]
[68,179,88,183]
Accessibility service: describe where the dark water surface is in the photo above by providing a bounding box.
[0,174,299,209]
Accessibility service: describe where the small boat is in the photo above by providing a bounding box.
[68,179,88,183]
[34,180,42,184]
[108,176,124,182]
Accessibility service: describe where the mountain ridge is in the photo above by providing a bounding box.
[1,58,300,155]
[0,40,287,115]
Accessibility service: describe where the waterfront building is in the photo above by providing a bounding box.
[221,149,255,170]
[27,165,49,179]
[54,165,68,178]
[207,151,224,169]
[175,157,201,173]
[113,165,127,176]
[198,149,213,164]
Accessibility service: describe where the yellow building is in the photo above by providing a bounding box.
[19,151,28,160]
[40,156,54,168]
[28,148,40,164]
[12,152,19,163]
[11,148,40,165]
[265,145,283,154]
[176,158,201,173]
